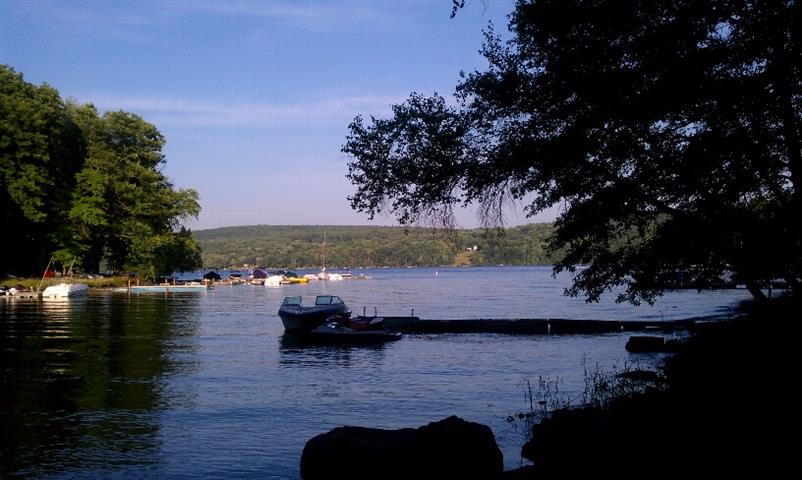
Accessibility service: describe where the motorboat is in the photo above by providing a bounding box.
[307,315,402,343]
[281,271,309,284]
[265,270,310,286]
[41,283,89,298]
[278,295,349,332]
[284,276,309,284]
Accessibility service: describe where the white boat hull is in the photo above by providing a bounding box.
[41,283,89,298]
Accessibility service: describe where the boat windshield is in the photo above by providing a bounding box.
[282,296,302,306]
[314,295,343,305]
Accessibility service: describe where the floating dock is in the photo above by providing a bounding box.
[381,316,718,335]
[0,291,41,299]
[123,284,212,293]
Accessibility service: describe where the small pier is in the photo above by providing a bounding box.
[2,291,41,299]
[124,284,212,293]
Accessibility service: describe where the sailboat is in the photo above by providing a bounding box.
[41,258,89,298]
[317,232,343,281]
[42,283,89,298]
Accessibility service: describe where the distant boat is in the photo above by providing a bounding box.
[316,232,344,280]
[326,272,344,281]
[38,257,88,298]
[278,295,349,332]
[42,283,89,298]
[281,271,309,284]
[203,271,221,281]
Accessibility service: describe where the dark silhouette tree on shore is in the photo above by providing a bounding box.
[343,0,801,303]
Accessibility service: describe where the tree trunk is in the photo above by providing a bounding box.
[745,281,769,302]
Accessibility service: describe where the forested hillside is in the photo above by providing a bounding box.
[194,224,558,269]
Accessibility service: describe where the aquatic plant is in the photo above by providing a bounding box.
[580,359,666,409]
[509,360,666,443]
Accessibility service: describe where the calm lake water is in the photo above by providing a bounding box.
[1,266,751,478]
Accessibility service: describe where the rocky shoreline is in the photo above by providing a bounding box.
[300,296,796,478]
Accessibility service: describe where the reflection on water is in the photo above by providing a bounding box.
[278,334,389,368]
[0,293,200,477]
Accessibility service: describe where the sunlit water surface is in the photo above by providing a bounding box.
[1,267,751,477]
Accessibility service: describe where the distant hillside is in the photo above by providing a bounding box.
[193,224,558,269]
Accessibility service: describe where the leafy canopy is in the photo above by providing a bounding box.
[0,65,202,280]
[343,0,801,303]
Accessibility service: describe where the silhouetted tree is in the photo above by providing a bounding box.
[343,0,801,303]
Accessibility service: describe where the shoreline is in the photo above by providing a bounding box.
[505,295,796,477]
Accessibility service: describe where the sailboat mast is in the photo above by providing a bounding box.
[37,256,54,292]
[322,231,327,272]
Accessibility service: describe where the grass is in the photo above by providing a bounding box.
[1,276,133,290]
[508,361,663,444]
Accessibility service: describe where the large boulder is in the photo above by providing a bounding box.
[300,415,503,479]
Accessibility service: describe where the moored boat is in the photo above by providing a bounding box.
[285,276,309,284]
[41,283,89,298]
[278,295,349,332]
[306,315,402,343]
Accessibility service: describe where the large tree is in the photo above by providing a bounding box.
[0,66,85,274]
[59,106,202,279]
[343,0,801,303]
[1,65,202,279]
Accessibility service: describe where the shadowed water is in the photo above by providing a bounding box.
[1,267,750,477]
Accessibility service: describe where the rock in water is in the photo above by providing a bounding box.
[300,415,503,479]
[625,335,666,352]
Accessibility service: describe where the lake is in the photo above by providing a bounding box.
[0,266,751,478]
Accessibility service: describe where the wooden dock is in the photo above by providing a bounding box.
[125,284,212,293]
[1,291,41,299]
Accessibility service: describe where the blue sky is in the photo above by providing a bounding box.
[1,0,556,230]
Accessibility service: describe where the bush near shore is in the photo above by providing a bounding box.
[511,296,796,478]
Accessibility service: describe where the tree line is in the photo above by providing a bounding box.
[193,224,558,269]
[0,66,201,280]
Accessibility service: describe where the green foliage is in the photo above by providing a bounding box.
[194,223,557,268]
[0,66,85,274]
[343,1,802,303]
[0,65,201,279]
[126,227,202,282]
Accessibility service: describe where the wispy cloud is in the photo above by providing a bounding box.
[26,0,398,34]
[80,93,402,127]
[188,0,394,32]
[6,0,403,46]
[5,0,176,46]
[7,0,170,28]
